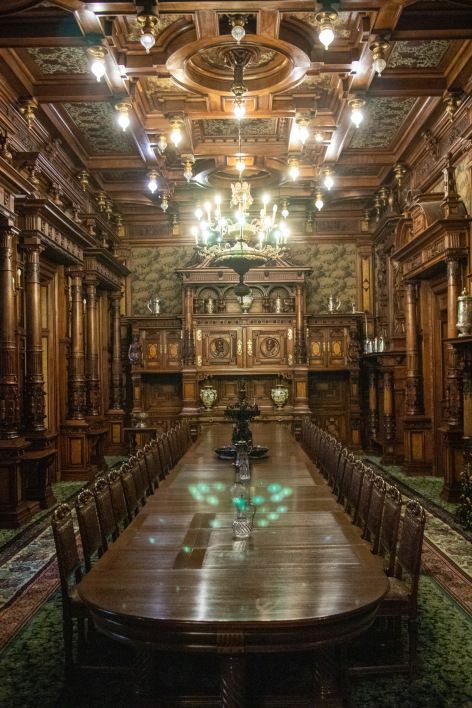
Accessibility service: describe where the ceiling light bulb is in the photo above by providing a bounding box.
[319,24,334,50]
[161,194,169,212]
[140,32,155,53]
[183,167,193,182]
[170,121,183,147]
[315,191,324,211]
[182,156,194,183]
[157,134,167,153]
[147,171,158,194]
[323,171,334,190]
[281,201,289,219]
[289,160,299,181]
[316,10,338,50]
[137,14,158,54]
[315,132,324,143]
[373,56,387,76]
[91,58,106,82]
[230,15,246,44]
[296,122,309,145]
[349,99,365,128]
[115,101,132,131]
[234,100,246,120]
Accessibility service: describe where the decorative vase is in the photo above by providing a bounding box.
[270,385,289,409]
[147,295,160,315]
[239,293,253,313]
[457,289,472,337]
[327,295,341,312]
[273,296,283,313]
[200,383,218,409]
[134,411,149,428]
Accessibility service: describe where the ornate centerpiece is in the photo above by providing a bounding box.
[270,383,289,409]
[215,385,268,459]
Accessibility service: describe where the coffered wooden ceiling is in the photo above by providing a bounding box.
[1,0,471,224]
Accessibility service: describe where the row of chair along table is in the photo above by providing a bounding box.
[299,418,427,676]
[51,419,194,678]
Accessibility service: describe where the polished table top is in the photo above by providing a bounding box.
[78,424,388,648]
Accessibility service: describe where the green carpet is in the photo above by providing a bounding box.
[0,574,471,707]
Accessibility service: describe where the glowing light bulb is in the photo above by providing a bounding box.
[90,58,106,82]
[315,132,324,143]
[117,111,130,131]
[195,207,203,220]
[157,134,167,153]
[351,107,363,128]
[289,161,299,181]
[147,171,158,194]
[235,157,245,174]
[160,194,169,212]
[373,56,387,77]
[234,100,245,120]
[140,32,155,53]
[319,23,334,50]
[323,171,334,190]
[315,191,324,211]
[170,124,182,147]
[297,124,309,145]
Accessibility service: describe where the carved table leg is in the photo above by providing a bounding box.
[219,654,246,708]
[313,648,343,707]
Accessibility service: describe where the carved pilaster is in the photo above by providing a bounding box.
[182,286,195,365]
[23,237,45,431]
[67,266,86,419]
[446,255,461,427]
[109,291,122,410]
[404,281,423,415]
[0,225,21,438]
[84,275,100,416]
[294,284,307,364]
[381,370,396,464]
[366,365,378,451]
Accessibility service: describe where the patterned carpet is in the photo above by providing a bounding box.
[0,477,471,707]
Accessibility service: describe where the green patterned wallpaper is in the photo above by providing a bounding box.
[290,243,357,313]
[130,246,195,315]
[130,243,358,315]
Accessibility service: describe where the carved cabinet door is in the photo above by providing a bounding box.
[326,327,347,367]
[163,330,181,369]
[199,327,242,369]
[246,328,288,368]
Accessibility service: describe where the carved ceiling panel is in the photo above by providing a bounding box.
[348,98,417,150]
[63,103,138,155]
[388,40,450,69]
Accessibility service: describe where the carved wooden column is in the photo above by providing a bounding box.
[404,282,423,416]
[0,222,33,526]
[445,254,461,426]
[61,266,91,480]
[85,274,101,416]
[292,284,310,415]
[403,280,431,473]
[381,370,395,464]
[294,284,306,364]
[23,237,45,431]
[438,255,464,500]
[106,290,125,453]
[22,237,57,509]
[181,285,199,415]
[68,267,86,420]
[366,363,378,452]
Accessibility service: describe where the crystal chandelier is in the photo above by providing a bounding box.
[191,120,289,296]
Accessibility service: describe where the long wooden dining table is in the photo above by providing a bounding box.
[78,423,388,707]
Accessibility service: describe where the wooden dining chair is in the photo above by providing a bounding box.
[51,503,89,677]
[377,484,403,576]
[338,452,355,505]
[150,437,164,484]
[128,454,147,507]
[350,499,426,676]
[107,469,131,529]
[136,449,152,497]
[362,474,386,552]
[119,464,140,519]
[354,466,375,530]
[93,476,119,545]
[345,461,364,521]
[75,489,107,572]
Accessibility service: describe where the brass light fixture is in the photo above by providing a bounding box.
[78,169,89,192]
[115,101,132,131]
[322,167,334,190]
[314,189,324,211]
[137,1,159,54]
[295,115,310,146]
[160,193,169,212]
[169,116,183,147]
[349,97,365,128]
[370,39,390,76]
[229,14,247,44]
[228,47,251,120]
[157,134,167,153]
[182,155,195,183]
[315,6,338,50]
[147,170,158,194]
[86,45,107,82]
[288,156,300,181]
[393,162,407,188]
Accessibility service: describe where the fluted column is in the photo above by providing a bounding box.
[23,237,45,431]
[294,284,306,364]
[405,281,423,415]
[109,291,122,410]
[0,225,20,438]
[446,255,461,426]
[67,266,86,420]
[85,275,100,416]
[366,365,378,451]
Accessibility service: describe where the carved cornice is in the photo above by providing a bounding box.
[84,247,130,290]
